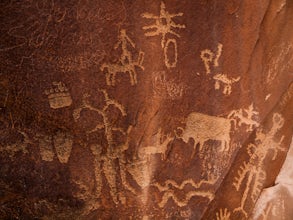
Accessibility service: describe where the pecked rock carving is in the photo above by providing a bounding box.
[213,73,241,96]
[233,113,286,217]
[101,29,144,86]
[142,1,185,68]
[45,81,72,109]
[200,43,223,74]
[38,131,73,164]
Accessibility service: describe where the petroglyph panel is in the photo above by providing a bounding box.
[45,82,72,109]
[1,0,293,219]
[142,2,185,68]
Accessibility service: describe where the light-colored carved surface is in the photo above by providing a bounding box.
[176,112,232,155]
[138,128,173,160]
[142,1,185,68]
[45,82,72,109]
[38,131,73,163]
[200,43,223,74]
[215,208,231,220]
[233,113,285,217]
[0,0,292,219]
[101,29,144,86]
[213,73,240,95]
[252,137,293,220]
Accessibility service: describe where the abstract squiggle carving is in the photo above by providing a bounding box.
[153,178,217,191]
[158,190,214,208]
[153,178,216,208]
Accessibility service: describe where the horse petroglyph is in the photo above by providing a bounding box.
[233,113,285,218]
[45,81,72,109]
[101,29,144,86]
[142,1,185,68]
[213,73,240,95]
[200,43,223,74]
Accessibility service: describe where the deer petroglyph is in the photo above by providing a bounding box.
[138,128,173,160]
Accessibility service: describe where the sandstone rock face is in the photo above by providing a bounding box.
[0,0,292,219]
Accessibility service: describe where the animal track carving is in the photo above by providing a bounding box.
[38,131,73,163]
[215,208,231,220]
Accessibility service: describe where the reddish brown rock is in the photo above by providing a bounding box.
[0,0,292,219]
